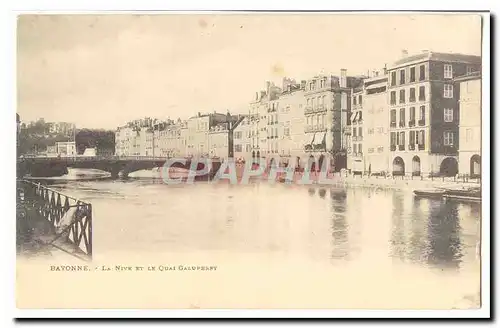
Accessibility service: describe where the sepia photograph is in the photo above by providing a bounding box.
[13,11,489,317]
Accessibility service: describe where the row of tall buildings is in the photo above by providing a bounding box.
[114,50,482,177]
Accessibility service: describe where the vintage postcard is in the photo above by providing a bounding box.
[15,12,489,317]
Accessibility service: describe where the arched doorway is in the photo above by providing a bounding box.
[296,156,301,171]
[392,157,405,176]
[470,154,481,178]
[412,156,421,176]
[318,154,325,172]
[308,155,316,172]
[333,153,347,172]
[269,157,277,169]
[440,157,458,177]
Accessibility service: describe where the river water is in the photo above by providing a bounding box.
[40,169,482,309]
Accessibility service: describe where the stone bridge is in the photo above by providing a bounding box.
[17,156,222,179]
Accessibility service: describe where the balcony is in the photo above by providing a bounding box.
[390,145,396,151]
[390,122,397,128]
[399,121,405,128]
[304,106,314,114]
[314,105,326,113]
[418,119,426,126]
[408,144,415,150]
[398,145,405,151]
[352,136,358,141]
[418,144,425,150]
[409,120,416,127]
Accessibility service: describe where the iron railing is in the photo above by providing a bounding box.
[17,180,92,259]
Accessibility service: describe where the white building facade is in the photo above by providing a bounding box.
[456,72,481,177]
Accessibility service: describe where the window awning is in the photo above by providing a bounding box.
[307,132,316,145]
[352,112,359,123]
[314,132,326,145]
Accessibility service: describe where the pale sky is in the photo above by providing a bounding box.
[17,14,482,129]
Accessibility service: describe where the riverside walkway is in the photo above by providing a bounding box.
[16,180,92,262]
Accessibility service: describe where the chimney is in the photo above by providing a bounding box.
[198,112,201,117]
[340,69,347,88]
[401,49,408,58]
[255,92,258,100]
[383,64,387,75]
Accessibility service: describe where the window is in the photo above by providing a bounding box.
[444,84,454,98]
[444,64,453,79]
[353,144,358,154]
[368,148,374,153]
[391,71,397,86]
[444,108,454,122]
[377,127,384,134]
[284,128,290,136]
[409,131,416,145]
[399,89,405,103]
[444,131,454,145]
[410,107,416,120]
[467,66,475,75]
[400,70,406,84]
[390,91,397,105]
[307,99,310,107]
[409,88,416,102]
[234,144,243,152]
[419,86,425,101]
[234,131,242,139]
[378,146,384,153]
[358,144,363,154]
[320,80,324,88]
[390,110,397,124]
[358,112,363,122]
[419,106,426,120]
[419,65,426,81]
[246,144,251,152]
[391,132,397,145]
[353,127,357,137]
[410,67,416,82]
[353,97,357,105]
[399,132,405,145]
[359,95,363,105]
[466,128,473,142]
[358,127,362,137]
[399,108,405,124]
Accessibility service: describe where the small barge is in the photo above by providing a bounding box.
[413,187,481,202]
[413,189,445,198]
[443,187,481,202]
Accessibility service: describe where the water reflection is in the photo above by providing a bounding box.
[426,200,463,269]
[330,189,349,260]
[42,178,479,275]
[389,192,465,270]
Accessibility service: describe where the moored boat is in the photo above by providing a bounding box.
[443,187,481,201]
[413,189,445,198]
